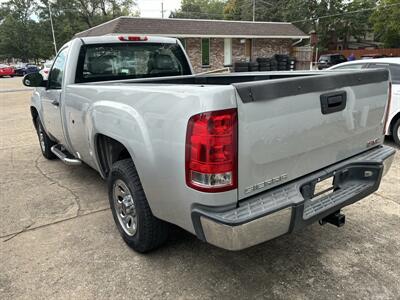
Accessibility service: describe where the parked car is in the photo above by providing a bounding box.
[14,63,40,76]
[317,54,347,69]
[23,35,395,253]
[328,58,400,145]
[39,60,53,80]
[0,64,15,77]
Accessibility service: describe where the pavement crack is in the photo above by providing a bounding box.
[10,149,15,169]
[2,222,34,242]
[375,191,400,206]
[34,154,82,216]
[1,208,110,241]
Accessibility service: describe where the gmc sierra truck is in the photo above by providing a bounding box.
[24,35,395,252]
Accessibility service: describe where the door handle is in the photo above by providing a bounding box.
[51,100,59,106]
[320,91,347,114]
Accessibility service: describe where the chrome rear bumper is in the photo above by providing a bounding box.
[192,145,395,251]
[200,208,292,251]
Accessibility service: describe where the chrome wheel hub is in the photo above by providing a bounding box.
[113,179,137,236]
[38,124,45,152]
[397,126,400,142]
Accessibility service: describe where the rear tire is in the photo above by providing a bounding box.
[108,159,169,252]
[35,118,56,159]
[393,118,400,146]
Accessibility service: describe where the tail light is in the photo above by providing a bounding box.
[185,108,238,192]
[383,82,392,134]
[118,35,148,42]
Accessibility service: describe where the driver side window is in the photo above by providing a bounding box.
[48,47,68,89]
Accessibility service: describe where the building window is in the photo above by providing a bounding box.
[179,38,186,49]
[201,38,210,66]
[224,38,232,66]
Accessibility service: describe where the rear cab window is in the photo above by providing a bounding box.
[367,63,400,83]
[319,55,330,62]
[333,64,365,70]
[75,42,191,83]
[331,55,346,63]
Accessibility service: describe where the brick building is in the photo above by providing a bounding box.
[75,17,309,73]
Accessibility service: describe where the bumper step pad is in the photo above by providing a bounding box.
[303,182,372,220]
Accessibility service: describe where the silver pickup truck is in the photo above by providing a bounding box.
[24,35,395,252]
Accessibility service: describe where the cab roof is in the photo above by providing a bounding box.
[76,35,178,45]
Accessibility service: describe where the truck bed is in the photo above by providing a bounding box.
[93,70,317,86]
[92,69,390,199]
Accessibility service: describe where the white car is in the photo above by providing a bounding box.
[328,58,400,145]
[39,60,53,80]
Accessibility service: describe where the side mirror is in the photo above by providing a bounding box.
[23,72,46,87]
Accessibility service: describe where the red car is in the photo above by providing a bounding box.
[0,64,15,77]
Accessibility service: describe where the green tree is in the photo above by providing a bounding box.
[278,0,342,50]
[335,0,375,49]
[223,0,245,20]
[38,0,139,48]
[170,0,226,19]
[224,0,286,22]
[370,0,400,47]
[0,0,42,61]
[0,0,139,61]
[223,0,376,50]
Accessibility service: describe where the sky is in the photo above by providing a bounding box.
[136,0,182,18]
[0,0,183,19]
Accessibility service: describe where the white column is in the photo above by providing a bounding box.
[224,38,232,66]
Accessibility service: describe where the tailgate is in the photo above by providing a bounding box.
[234,69,390,200]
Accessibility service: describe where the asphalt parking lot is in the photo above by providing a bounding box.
[0,76,399,299]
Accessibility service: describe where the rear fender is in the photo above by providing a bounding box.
[89,101,156,207]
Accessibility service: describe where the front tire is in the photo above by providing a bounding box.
[393,118,400,146]
[35,118,56,159]
[108,159,169,253]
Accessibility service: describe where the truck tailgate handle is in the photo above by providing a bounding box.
[320,91,347,114]
[51,100,59,106]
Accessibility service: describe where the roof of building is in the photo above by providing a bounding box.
[75,17,309,39]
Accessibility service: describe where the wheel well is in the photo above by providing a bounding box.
[95,134,131,178]
[389,112,400,134]
[31,106,39,129]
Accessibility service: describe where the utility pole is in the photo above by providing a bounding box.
[161,1,165,18]
[48,1,57,55]
[252,0,255,22]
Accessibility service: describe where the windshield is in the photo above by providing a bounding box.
[76,42,191,83]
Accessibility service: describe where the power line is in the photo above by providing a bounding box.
[291,2,400,23]
[171,1,400,23]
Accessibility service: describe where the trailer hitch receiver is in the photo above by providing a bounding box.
[319,210,345,227]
